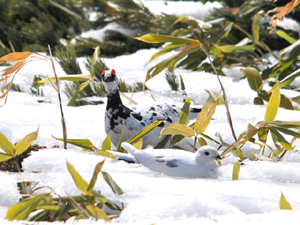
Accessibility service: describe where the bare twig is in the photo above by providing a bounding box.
[48,45,68,149]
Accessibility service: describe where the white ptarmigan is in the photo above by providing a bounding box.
[102,69,201,148]
[121,142,221,178]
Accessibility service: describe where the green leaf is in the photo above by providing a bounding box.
[279,192,292,210]
[127,120,163,145]
[270,128,293,150]
[90,46,100,78]
[280,67,300,88]
[168,41,202,71]
[254,97,264,105]
[135,34,195,44]
[101,171,124,195]
[280,39,300,62]
[15,129,39,155]
[265,85,280,121]
[66,161,89,193]
[232,162,240,180]
[145,54,177,83]
[87,160,105,191]
[160,123,195,137]
[179,97,191,124]
[0,152,12,162]
[291,95,300,104]
[252,12,260,44]
[0,132,14,155]
[149,43,186,62]
[195,92,217,134]
[242,67,263,92]
[198,137,207,147]
[101,135,111,151]
[67,81,90,106]
[276,30,297,44]
[179,74,185,91]
[6,193,49,220]
[53,137,94,149]
[216,44,255,53]
[280,94,294,110]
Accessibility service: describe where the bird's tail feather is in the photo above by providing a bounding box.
[121,142,137,155]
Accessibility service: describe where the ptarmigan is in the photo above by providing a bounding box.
[121,142,220,178]
[102,69,200,148]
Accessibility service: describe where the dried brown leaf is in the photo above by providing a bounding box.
[0,51,33,62]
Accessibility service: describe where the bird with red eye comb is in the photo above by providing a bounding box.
[102,69,202,148]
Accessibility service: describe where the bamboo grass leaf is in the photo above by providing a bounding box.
[279,192,293,210]
[265,85,280,121]
[53,137,94,149]
[101,171,124,195]
[66,161,89,193]
[15,129,39,155]
[0,51,33,62]
[232,162,241,180]
[136,34,195,44]
[0,132,14,155]
[87,160,105,191]
[195,91,217,134]
[160,123,195,137]
[102,135,111,151]
[241,67,263,92]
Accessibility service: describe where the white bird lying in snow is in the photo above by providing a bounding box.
[102,69,201,148]
[121,142,221,178]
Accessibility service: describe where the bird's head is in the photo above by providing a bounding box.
[195,146,221,164]
[102,69,119,95]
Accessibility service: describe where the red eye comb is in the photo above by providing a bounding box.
[111,69,116,75]
[102,69,105,75]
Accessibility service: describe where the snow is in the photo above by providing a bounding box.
[1,1,300,225]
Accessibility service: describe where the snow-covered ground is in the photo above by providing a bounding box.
[1,1,300,225]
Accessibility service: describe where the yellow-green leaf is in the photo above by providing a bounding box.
[132,138,143,149]
[127,120,162,145]
[250,153,272,161]
[136,34,195,44]
[232,162,241,180]
[179,97,191,124]
[276,30,297,44]
[37,74,91,83]
[279,192,292,210]
[15,129,39,155]
[66,161,89,193]
[265,85,280,121]
[0,153,12,162]
[195,92,217,134]
[160,123,195,137]
[95,149,117,159]
[101,171,124,195]
[0,132,14,155]
[87,160,105,191]
[149,43,186,62]
[6,193,49,220]
[241,67,263,92]
[53,137,94,149]
[102,135,111,151]
[216,44,255,53]
[86,204,108,220]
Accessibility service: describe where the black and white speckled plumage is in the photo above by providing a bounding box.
[102,69,200,148]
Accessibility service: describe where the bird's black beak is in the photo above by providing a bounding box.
[215,154,221,160]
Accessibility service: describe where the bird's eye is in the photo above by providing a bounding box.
[205,151,209,156]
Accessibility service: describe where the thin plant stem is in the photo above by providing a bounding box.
[48,45,68,149]
[202,47,237,141]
